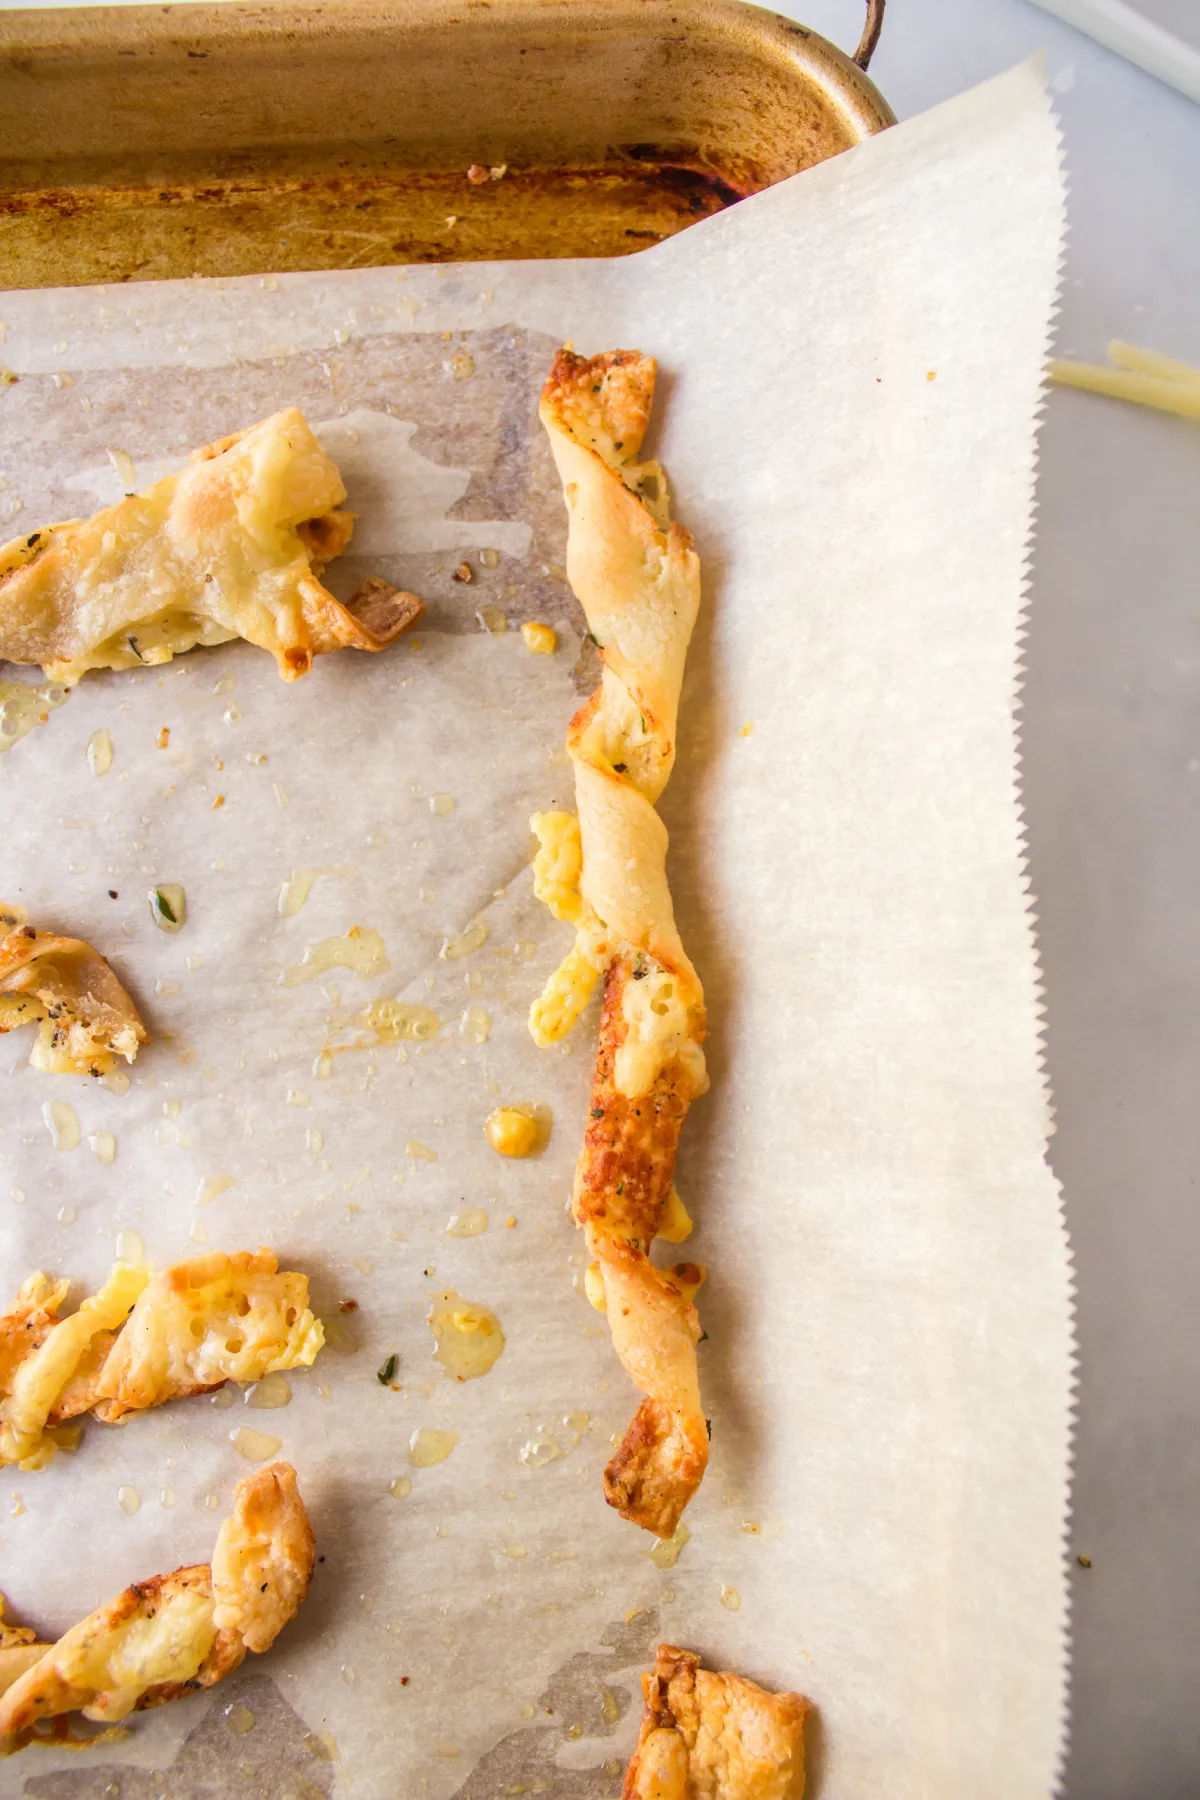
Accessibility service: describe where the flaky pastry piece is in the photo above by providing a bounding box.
[0,1462,313,1753]
[0,1250,324,1470]
[0,1600,51,1703]
[624,1646,811,1800]
[531,348,708,1538]
[0,918,148,1075]
[0,408,421,684]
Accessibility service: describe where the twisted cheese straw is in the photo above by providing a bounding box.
[532,349,709,1536]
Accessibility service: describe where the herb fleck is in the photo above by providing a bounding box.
[377,1354,398,1386]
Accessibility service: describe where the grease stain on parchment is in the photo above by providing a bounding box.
[20,1670,331,1800]
[449,1610,659,1799]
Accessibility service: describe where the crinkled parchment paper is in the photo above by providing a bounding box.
[0,60,1070,1800]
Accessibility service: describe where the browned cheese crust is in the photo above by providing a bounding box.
[624,1646,811,1800]
[0,922,148,1077]
[578,959,707,1535]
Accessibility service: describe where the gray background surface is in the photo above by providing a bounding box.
[2,0,1198,1791]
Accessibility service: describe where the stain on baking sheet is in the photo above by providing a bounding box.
[20,1670,332,1800]
[2,165,734,291]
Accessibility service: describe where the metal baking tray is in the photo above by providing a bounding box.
[0,0,893,290]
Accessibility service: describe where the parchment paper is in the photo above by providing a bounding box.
[0,60,1070,1800]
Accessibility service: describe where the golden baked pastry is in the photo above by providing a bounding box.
[0,917,148,1075]
[0,1462,313,1752]
[624,1645,811,1800]
[0,1601,50,1702]
[530,348,708,1536]
[0,1250,324,1469]
[0,409,421,683]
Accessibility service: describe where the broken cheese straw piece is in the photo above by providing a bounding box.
[0,409,422,685]
[623,1645,811,1800]
[0,919,149,1076]
[0,1462,314,1752]
[532,347,709,1540]
[1050,338,1200,421]
[0,1250,324,1470]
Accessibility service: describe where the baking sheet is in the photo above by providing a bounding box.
[0,59,1070,1800]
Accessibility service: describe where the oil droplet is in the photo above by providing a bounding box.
[118,1485,140,1515]
[406,1139,437,1162]
[475,606,507,635]
[502,1544,527,1560]
[195,1172,236,1207]
[286,1089,310,1107]
[225,1702,256,1735]
[159,1486,177,1508]
[600,1688,620,1725]
[439,917,488,960]
[562,1410,590,1434]
[519,1435,562,1469]
[435,1739,461,1758]
[115,1229,145,1264]
[46,1421,82,1451]
[229,1426,282,1462]
[350,998,441,1044]
[428,793,455,816]
[222,703,241,726]
[517,1701,536,1721]
[313,1050,334,1079]
[459,1004,491,1044]
[479,547,500,571]
[278,864,356,918]
[42,1101,80,1151]
[719,1584,742,1611]
[388,1475,412,1498]
[428,1291,505,1381]
[210,1386,235,1410]
[190,1220,209,1244]
[204,1491,221,1509]
[57,1204,75,1225]
[213,673,237,695]
[87,728,113,775]
[9,1187,25,1205]
[650,1521,691,1569]
[306,1128,323,1153]
[322,1316,358,1353]
[444,1208,488,1238]
[149,884,186,932]
[281,927,389,987]
[106,446,136,489]
[88,1129,116,1165]
[245,1373,291,1410]
[408,1427,459,1468]
[10,1492,25,1518]
[0,677,68,753]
